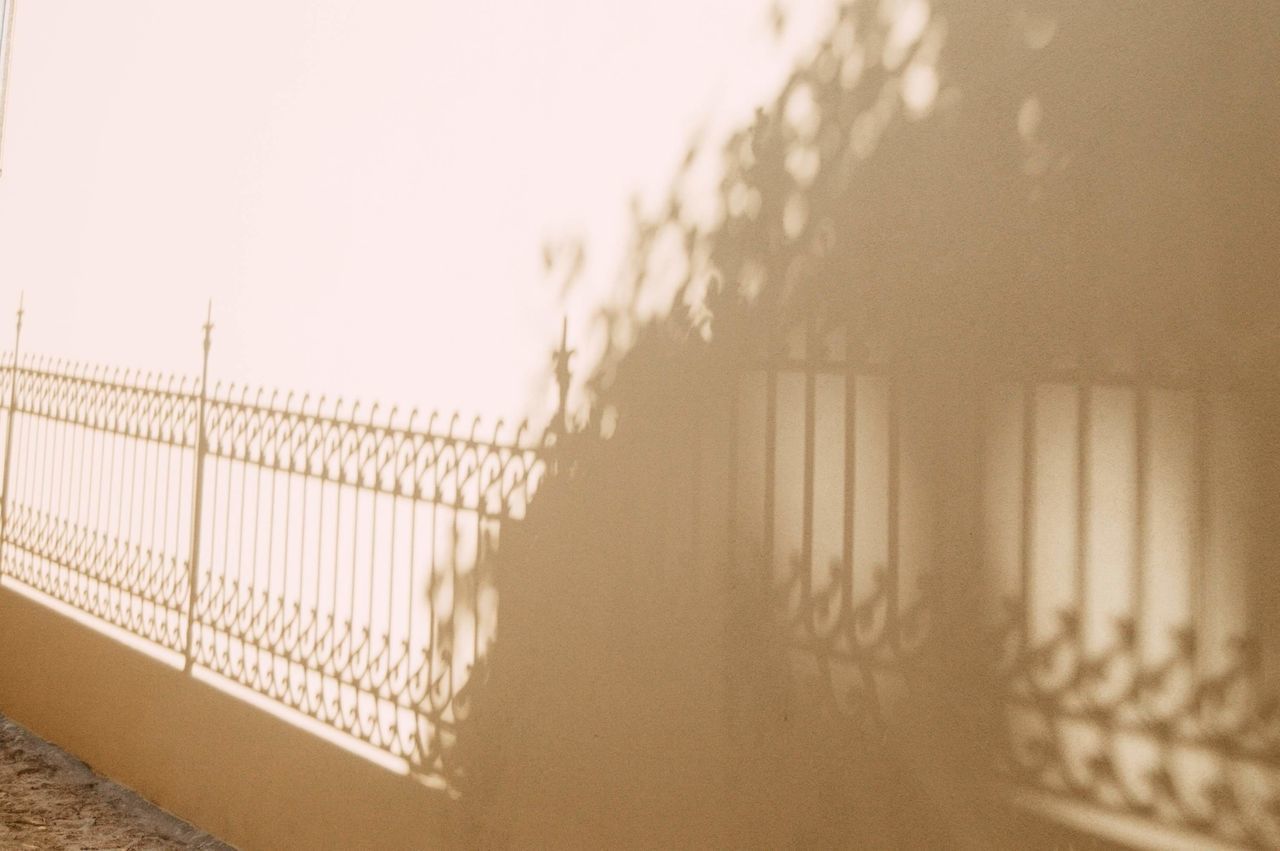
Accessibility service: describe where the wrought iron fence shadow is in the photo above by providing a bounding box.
[0,300,563,790]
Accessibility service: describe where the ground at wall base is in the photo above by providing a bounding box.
[0,714,232,850]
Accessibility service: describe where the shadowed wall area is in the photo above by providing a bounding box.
[458,0,1280,848]
[0,1,1278,849]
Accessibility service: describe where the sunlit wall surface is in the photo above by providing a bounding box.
[0,0,833,421]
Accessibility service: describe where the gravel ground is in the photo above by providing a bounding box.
[0,715,233,850]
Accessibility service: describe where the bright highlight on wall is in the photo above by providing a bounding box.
[0,0,833,424]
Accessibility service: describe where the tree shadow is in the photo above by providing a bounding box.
[454,0,1280,847]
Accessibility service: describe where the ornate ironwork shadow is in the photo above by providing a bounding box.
[0,303,561,787]
[729,314,1280,848]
